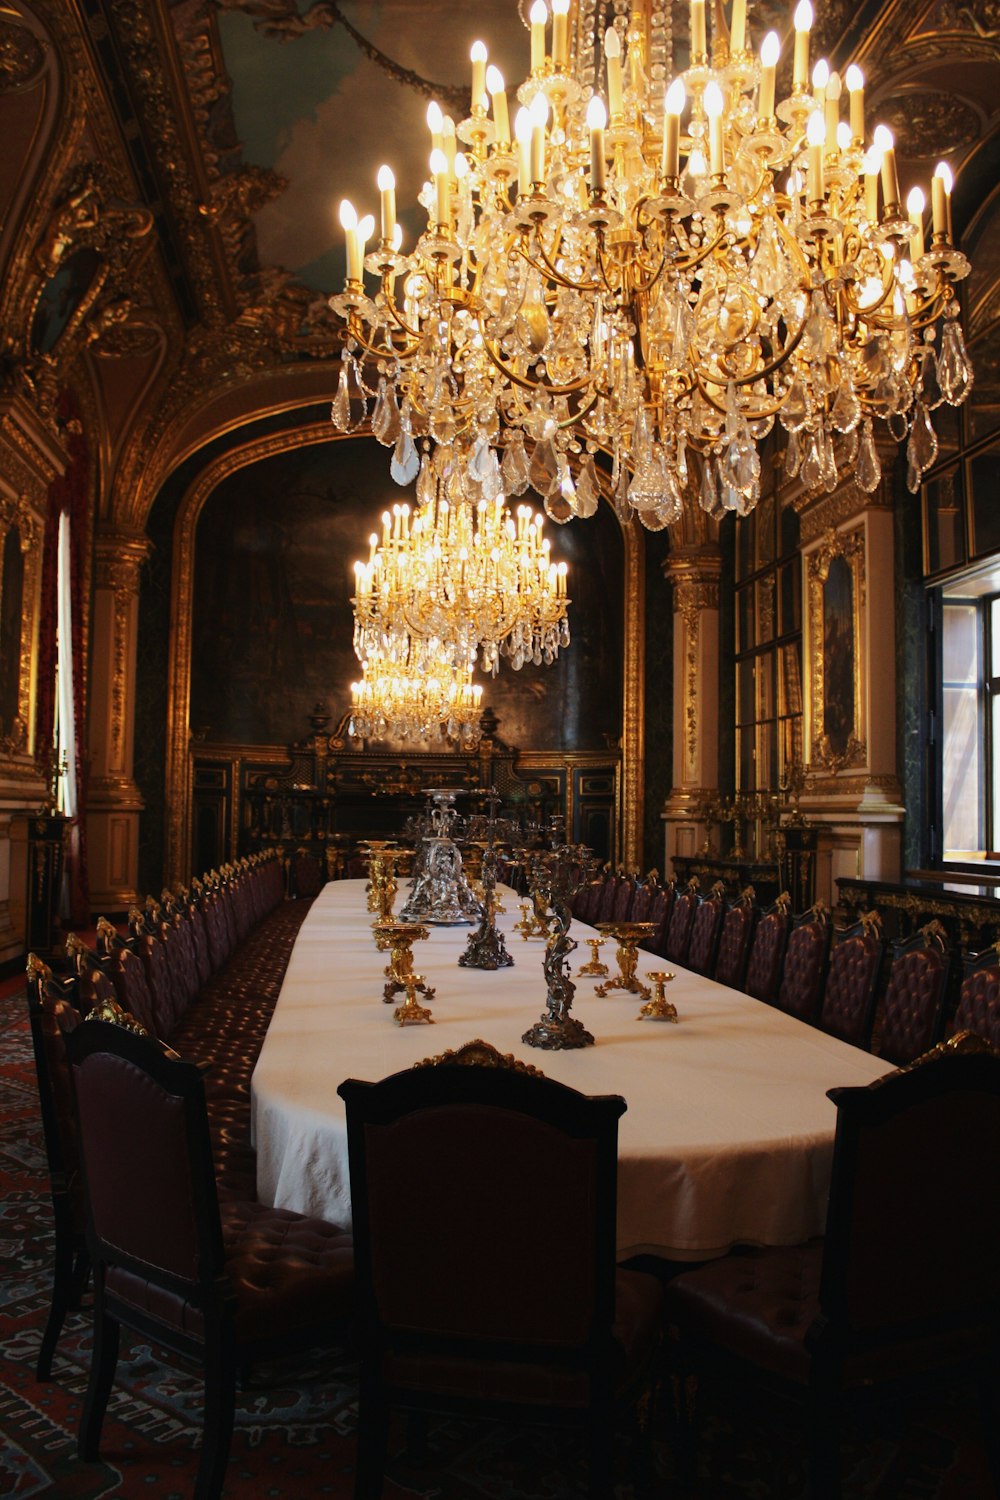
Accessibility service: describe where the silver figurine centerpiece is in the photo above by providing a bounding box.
[522,844,597,1051]
[399,788,482,926]
[459,831,514,969]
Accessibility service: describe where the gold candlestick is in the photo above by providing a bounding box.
[393,973,435,1026]
[373,921,435,1004]
[594,921,655,999]
[638,970,678,1022]
[578,936,609,977]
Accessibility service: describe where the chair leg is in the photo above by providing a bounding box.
[806,1375,841,1500]
[79,1306,120,1460]
[354,1380,388,1500]
[195,1339,237,1500]
[36,1209,76,1381]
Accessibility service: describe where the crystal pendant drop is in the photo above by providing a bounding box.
[528,433,560,497]
[906,400,938,493]
[330,363,352,432]
[574,455,600,518]
[699,455,719,515]
[819,427,838,492]
[371,376,402,446]
[800,432,823,491]
[501,432,531,495]
[784,428,801,478]
[416,448,436,508]
[390,404,419,485]
[939,318,974,406]
[856,418,882,494]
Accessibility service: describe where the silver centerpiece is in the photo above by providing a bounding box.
[399,788,482,926]
[459,810,514,970]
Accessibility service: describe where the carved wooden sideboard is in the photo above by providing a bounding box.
[189,708,621,877]
[837,873,1000,955]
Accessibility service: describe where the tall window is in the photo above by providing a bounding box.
[939,593,1000,861]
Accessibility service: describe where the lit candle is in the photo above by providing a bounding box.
[662,77,685,178]
[845,64,864,143]
[470,40,487,112]
[487,65,510,146]
[530,90,548,186]
[442,114,457,178]
[377,165,395,243]
[358,213,374,268]
[530,0,548,72]
[552,0,569,67]
[704,81,725,175]
[339,198,361,282]
[758,32,779,121]
[793,0,813,91]
[426,100,443,155]
[824,71,841,147]
[857,147,878,224]
[806,109,826,204]
[430,147,450,227]
[874,123,899,210]
[731,0,747,54]
[587,94,607,194]
[933,161,953,241]
[907,186,925,260]
[605,27,623,118]
[515,107,531,196]
[690,0,707,60]
[812,58,829,109]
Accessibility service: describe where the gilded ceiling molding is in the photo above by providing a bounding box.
[0,14,46,90]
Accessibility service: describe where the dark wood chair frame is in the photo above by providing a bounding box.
[338,1049,652,1500]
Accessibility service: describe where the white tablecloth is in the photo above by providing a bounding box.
[251,880,888,1259]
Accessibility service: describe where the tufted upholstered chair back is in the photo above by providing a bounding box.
[874,923,952,1065]
[743,894,792,1003]
[952,947,1000,1050]
[686,885,727,977]
[664,883,700,965]
[776,905,831,1024]
[819,914,884,1050]
[713,890,758,990]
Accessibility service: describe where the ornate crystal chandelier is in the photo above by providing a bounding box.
[351,455,570,678]
[330,0,973,527]
[349,653,485,748]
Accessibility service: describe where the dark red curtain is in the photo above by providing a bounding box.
[36,391,90,927]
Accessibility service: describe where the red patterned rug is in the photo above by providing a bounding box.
[1,988,994,1499]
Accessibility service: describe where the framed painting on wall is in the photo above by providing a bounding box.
[806,528,867,771]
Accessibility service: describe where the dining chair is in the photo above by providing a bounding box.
[684,882,727,977]
[338,1038,663,1500]
[818,911,884,1050]
[951,943,1000,1049]
[66,1019,355,1500]
[872,920,952,1065]
[663,1035,1000,1500]
[644,882,677,954]
[712,887,758,989]
[610,874,636,922]
[774,903,831,1025]
[663,879,701,966]
[743,892,792,1004]
[25,955,89,1381]
[628,873,658,925]
[596,870,623,924]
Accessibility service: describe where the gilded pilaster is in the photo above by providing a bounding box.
[87,529,151,912]
[660,547,722,878]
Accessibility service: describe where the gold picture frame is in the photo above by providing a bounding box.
[807,527,867,772]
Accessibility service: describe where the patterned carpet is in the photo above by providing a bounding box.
[0,985,994,1499]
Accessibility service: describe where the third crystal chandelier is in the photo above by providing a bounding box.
[330,0,973,528]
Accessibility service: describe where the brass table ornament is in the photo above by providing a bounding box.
[459,839,514,971]
[368,850,398,923]
[594,922,656,1001]
[522,845,596,1051]
[638,970,678,1022]
[514,900,547,940]
[578,936,609,978]
[364,841,395,912]
[372,921,435,1005]
[393,973,434,1026]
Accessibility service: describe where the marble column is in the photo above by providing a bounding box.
[660,548,722,876]
[86,531,151,914]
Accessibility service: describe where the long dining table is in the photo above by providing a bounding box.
[250,879,889,1261]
